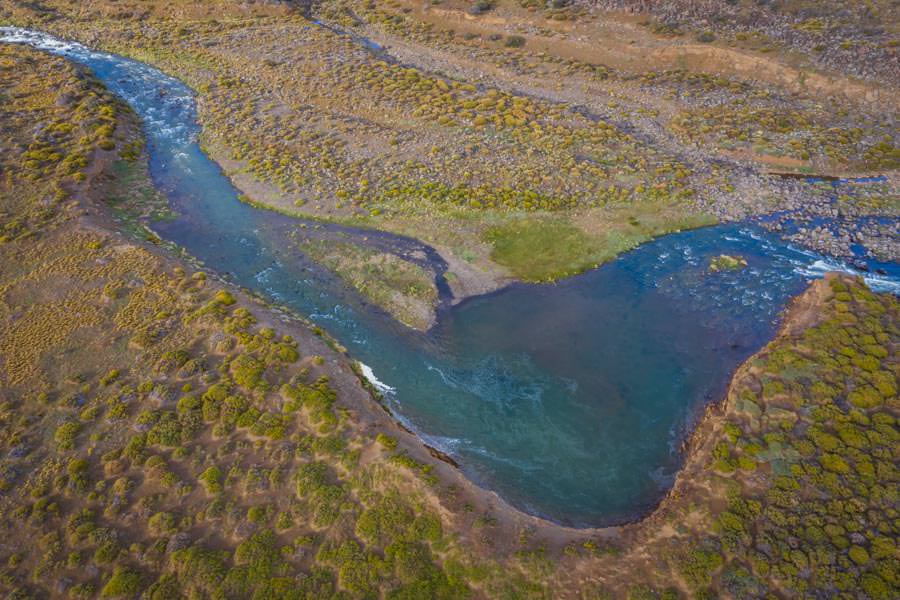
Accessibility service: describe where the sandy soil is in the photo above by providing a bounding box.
[395,0,898,108]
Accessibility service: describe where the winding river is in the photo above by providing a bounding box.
[4,28,899,527]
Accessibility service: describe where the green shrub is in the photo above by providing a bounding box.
[860,573,892,600]
[316,539,378,596]
[54,421,81,450]
[848,545,870,564]
[376,433,398,451]
[470,1,494,15]
[100,369,120,386]
[247,505,269,524]
[849,385,882,408]
[295,462,345,526]
[356,494,414,547]
[626,585,657,600]
[230,355,267,391]
[505,35,526,48]
[674,547,724,591]
[94,540,120,564]
[199,466,223,494]
[148,512,177,536]
[101,566,143,597]
[275,512,293,531]
[228,529,285,594]
[67,458,89,491]
[281,378,337,428]
[171,545,228,595]
[213,290,236,306]
[144,575,180,600]
[69,583,95,599]
[156,349,190,374]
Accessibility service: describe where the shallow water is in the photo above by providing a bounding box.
[5,28,899,526]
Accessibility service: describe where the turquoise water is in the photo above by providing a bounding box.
[5,28,899,526]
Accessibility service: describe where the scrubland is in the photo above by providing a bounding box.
[0,2,897,598]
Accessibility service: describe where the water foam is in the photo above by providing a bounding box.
[794,259,900,294]
[357,362,396,394]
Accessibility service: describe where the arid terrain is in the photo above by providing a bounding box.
[0,1,897,598]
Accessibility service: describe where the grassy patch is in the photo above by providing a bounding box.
[485,218,603,282]
[485,209,715,282]
[298,239,438,330]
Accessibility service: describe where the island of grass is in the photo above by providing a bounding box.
[709,253,748,272]
[296,238,439,330]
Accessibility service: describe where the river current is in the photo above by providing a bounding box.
[4,27,898,526]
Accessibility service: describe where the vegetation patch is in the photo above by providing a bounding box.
[297,238,439,330]
[709,254,748,272]
[486,207,714,281]
[484,217,605,281]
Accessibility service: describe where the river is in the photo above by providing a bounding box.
[3,27,898,527]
